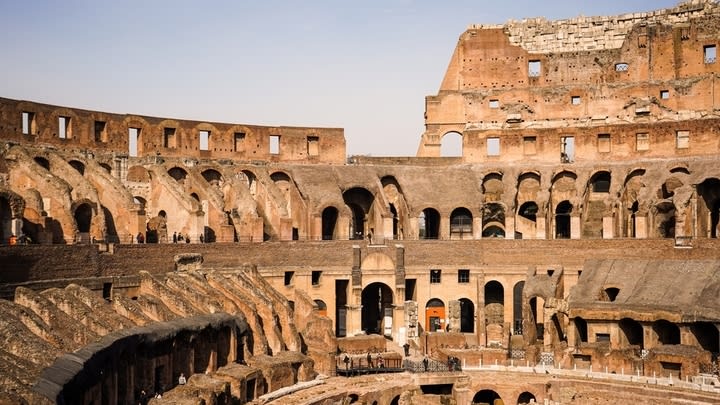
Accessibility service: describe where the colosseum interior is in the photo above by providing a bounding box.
[1,1,720,404]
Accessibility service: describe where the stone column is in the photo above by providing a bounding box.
[476,273,486,346]
[439,215,450,240]
[473,216,482,239]
[602,216,614,239]
[635,216,648,238]
[348,245,363,335]
[570,215,581,239]
[536,217,547,239]
[504,217,515,239]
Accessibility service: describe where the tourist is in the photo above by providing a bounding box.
[178,372,186,385]
[377,354,384,368]
[173,232,177,243]
[185,235,190,243]
[343,354,350,370]
[423,356,429,371]
[366,351,372,368]
[136,232,144,244]
[199,233,204,243]
[403,342,410,357]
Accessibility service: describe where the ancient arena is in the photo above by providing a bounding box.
[2,1,720,404]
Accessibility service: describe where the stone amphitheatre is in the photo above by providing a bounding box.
[2,1,720,404]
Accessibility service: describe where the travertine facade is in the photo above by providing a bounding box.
[1,1,720,404]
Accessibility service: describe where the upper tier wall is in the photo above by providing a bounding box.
[0,97,346,164]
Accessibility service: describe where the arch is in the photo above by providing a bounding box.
[270,171,291,183]
[518,202,538,222]
[361,282,393,335]
[555,200,572,239]
[425,298,445,332]
[619,318,644,348]
[655,201,675,238]
[574,317,588,343]
[450,207,473,239]
[472,389,502,405]
[691,322,720,353]
[440,131,462,157]
[127,165,150,182]
[484,280,504,325]
[68,160,85,175]
[653,319,680,345]
[628,201,639,238]
[459,298,475,333]
[601,287,620,302]
[517,391,537,405]
[529,296,545,341]
[512,281,524,334]
[201,169,223,186]
[168,167,188,182]
[99,163,112,173]
[34,156,50,171]
[321,206,339,240]
[482,172,504,202]
[390,395,400,405]
[419,208,440,239]
[190,193,200,201]
[343,187,374,240]
[697,178,720,238]
[74,203,93,233]
[590,171,611,193]
[240,170,257,195]
[314,299,328,317]
[482,202,505,238]
[133,196,147,212]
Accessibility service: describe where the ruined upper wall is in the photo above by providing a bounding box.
[474,0,720,54]
[0,97,346,164]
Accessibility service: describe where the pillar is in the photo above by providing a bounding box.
[570,215,581,239]
[536,217,547,239]
[602,216,614,239]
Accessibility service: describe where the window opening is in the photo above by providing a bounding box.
[164,127,176,148]
[128,127,140,157]
[58,116,71,139]
[270,135,280,155]
[660,90,670,99]
[430,269,441,284]
[528,60,541,77]
[636,133,649,151]
[571,96,581,105]
[284,271,294,286]
[704,45,716,64]
[94,121,107,143]
[458,269,470,283]
[487,137,500,156]
[597,134,610,153]
[307,135,319,156]
[615,63,629,72]
[311,270,322,286]
[676,130,689,149]
[523,136,536,155]
[199,130,210,151]
[233,132,245,152]
[22,112,35,135]
[561,136,574,163]
[596,333,610,342]
[489,99,500,109]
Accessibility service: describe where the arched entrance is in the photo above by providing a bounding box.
[0,196,11,243]
[517,391,536,404]
[484,281,504,325]
[321,206,338,240]
[459,298,475,333]
[74,203,93,233]
[314,299,328,317]
[473,389,502,405]
[361,282,393,335]
[513,281,525,334]
[440,131,462,157]
[555,200,572,239]
[450,207,473,239]
[343,188,374,240]
[425,298,445,332]
[619,318,643,348]
[419,208,440,239]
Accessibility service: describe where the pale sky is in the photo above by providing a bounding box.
[0,0,679,156]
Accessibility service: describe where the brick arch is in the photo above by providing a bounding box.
[0,188,26,219]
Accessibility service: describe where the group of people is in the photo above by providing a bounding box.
[172,232,192,243]
[6,234,30,245]
[135,373,186,404]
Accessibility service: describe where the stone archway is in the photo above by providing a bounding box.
[425,298,445,332]
[361,282,394,335]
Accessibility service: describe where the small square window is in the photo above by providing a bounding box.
[234,132,245,152]
[95,121,107,143]
[489,99,500,109]
[523,136,536,155]
[597,134,610,153]
[458,269,470,283]
[704,45,716,64]
[571,96,581,105]
[284,271,294,286]
[199,130,210,151]
[307,135,319,156]
[636,133,649,151]
[430,269,441,284]
[615,63,629,72]
[528,60,541,77]
[660,90,670,99]
[487,137,500,156]
[164,127,176,148]
[676,130,689,149]
[311,270,322,286]
[270,135,280,155]
[596,333,610,342]
[22,112,35,135]
[58,116,71,139]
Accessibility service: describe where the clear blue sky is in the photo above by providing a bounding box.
[0,1,679,156]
